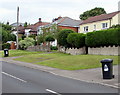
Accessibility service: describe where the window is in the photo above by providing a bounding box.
[84,26,88,32]
[94,25,96,30]
[102,23,108,29]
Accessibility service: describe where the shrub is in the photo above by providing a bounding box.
[19,37,35,50]
[86,28,120,47]
[2,43,10,49]
[75,33,86,48]
[57,29,75,48]
[67,33,85,48]
[67,33,78,48]
[50,46,58,50]
[45,35,55,42]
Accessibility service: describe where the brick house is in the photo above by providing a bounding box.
[52,16,82,33]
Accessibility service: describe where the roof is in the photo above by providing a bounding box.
[52,17,82,27]
[28,22,50,32]
[80,11,120,25]
[13,26,25,34]
[11,22,24,27]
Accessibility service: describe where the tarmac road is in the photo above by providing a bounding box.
[2,61,118,94]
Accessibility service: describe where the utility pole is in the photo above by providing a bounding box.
[16,6,19,49]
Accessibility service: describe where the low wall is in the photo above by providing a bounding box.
[58,47,86,55]
[88,46,119,55]
[27,45,50,52]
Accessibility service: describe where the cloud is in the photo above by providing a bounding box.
[0,0,119,24]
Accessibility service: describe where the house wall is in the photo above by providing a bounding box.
[111,13,120,25]
[79,13,120,33]
[79,20,110,33]
[58,26,78,32]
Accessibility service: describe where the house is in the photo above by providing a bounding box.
[11,18,50,38]
[38,16,82,46]
[79,11,120,33]
[11,22,24,30]
[11,25,25,38]
[25,18,50,37]
[52,16,82,33]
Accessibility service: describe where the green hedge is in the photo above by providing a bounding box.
[67,33,85,48]
[57,29,75,48]
[2,43,11,50]
[86,28,120,47]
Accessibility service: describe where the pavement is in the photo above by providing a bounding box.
[1,56,119,89]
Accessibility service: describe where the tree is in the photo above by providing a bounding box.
[37,34,44,45]
[45,35,55,51]
[24,22,28,27]
[79,7,106,20]
[0,23,16,43]
[57,29,75,48]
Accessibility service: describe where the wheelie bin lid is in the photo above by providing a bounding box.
[100,59,113,63]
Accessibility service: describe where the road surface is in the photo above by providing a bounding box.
[2,61,118,94]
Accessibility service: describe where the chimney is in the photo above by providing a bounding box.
[39,18,41,22]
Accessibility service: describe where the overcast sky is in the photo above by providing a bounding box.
[0,0,120,24]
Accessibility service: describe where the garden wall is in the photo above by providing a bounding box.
[27,45,50,52]
[88,46,119,55]
[58,46,86,55]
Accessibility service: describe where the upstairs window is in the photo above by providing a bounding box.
[102,23,108,29]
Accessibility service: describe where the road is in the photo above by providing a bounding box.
[2,61,118,94]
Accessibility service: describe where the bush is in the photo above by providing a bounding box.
[50,46,58,50]
[86,28,120,47]
[67,33,85,48]
[67,33,78,48]
[57,29,75,48]
[2,43,10,49]
[75,33,86,48]
[45,35,55,42]
[28,35,36,40]
[19,37,35,50]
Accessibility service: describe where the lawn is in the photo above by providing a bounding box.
[14,52,119,70]
[0,50,43,57]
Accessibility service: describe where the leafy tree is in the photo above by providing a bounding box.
[80,7,106,20]
[45,35,55,42]
[45,35,55,51]
[57,29,75,48]
[37,34,45,45]
[19,37,35,50]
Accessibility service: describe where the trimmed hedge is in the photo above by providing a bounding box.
[2,43,11,50]
[57,29,75,48]
[67,33,85,48]
[86,28,120,47]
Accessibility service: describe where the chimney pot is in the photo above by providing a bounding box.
[39,18,41,22]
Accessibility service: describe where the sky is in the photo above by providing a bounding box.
[0,0,120,24]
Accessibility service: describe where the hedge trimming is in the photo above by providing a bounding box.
[85,28,120,47]
[67,33,85,48]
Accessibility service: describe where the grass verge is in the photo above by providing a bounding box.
[14,52,118,70]
[0,50,43,57]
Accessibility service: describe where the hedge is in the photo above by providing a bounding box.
[67,33,85,48]
[2,43,11,50]
[85,28,120,47]
[57,29,75,48]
